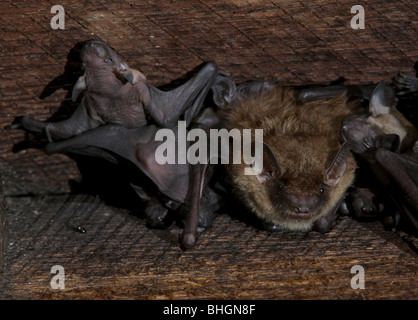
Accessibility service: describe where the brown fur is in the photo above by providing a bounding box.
[225,87,359,230]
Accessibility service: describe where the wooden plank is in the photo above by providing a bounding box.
[0,0,416,299]
[0,194,417,299]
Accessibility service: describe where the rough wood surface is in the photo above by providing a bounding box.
[0,173,6,272]
[1,194,417,299]
[0,0,417,299]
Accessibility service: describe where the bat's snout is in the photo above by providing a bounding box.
[116,62,134,85]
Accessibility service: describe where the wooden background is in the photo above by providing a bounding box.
[0,0,417,299]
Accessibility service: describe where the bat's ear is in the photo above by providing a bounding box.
[129,183,151,202]
[211,75,237,109]
[369,81,396,117]
[256,143,283,183]
[324,142,351,187]
[94,44,107,58]
[376,134,401,153]
[72,74,87,102]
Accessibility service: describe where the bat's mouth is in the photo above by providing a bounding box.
[288,211,315,220]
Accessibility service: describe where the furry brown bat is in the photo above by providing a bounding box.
[211,76,418,235]
[212,80,362,233]
[13,39,219,140]
[341,81,418,232]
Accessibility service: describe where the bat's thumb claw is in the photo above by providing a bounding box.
[8,123,20,130]
[181,232,196,249]
[218,69,232,77]
[9,116,24,129]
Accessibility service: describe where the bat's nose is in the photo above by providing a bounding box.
[116,63,134,84]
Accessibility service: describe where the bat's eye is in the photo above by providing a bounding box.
[318,185,325,194]
[277,180,286,190]
[104,57,113,65]
[363,138,373,149]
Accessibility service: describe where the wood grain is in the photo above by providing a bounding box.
[0,0,417,299]
[0,173,7,272]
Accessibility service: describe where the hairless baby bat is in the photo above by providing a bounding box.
[13,39,219,139]
[13,39,228,248]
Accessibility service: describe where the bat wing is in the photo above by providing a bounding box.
[45,124,190,204]
[145,62,219,128]
[375,147,418,231]
[12,103,101,142]
[59,145,120,164]
[180,77,278,247]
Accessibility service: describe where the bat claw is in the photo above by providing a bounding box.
[44,143,57,155]
[218,68,232,77]
[393,72,418,93]
[45,127,54,143]
[10,116,24,130]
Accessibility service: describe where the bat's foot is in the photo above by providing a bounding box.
[383,212,401,230]
[313,211,337,234]
[15,116,47,133]
[393,72,418,95]
[44,142,59,155]
[196,206,217,233]
[347,187,382,221]
[198,186,223,231]
[261,221,281,232]
[145,199,175,229]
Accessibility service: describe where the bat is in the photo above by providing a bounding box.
[12,39,220,140]
[212,77,417,235]
[210,78,365,234]
[12,40,228,248]
[38,79,271,249]
[341,81,418,233]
